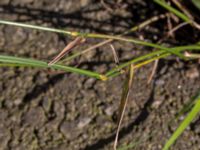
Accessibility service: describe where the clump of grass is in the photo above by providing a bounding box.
[0,1,200,149]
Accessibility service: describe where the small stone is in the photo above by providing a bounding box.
[186,67,199,79]
[81,0,90,7]
[13,98,22,106]
[104,106,115,116]
[22,107,45,128]
[152,100,162,109]
[77,117,91,128]
[60,121,80,139]
[177,85,182,89]
[84,78,95,89]
[12,28,27,44]
[155,79,165,86]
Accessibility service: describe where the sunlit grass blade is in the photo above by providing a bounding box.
[114,65,134,150]
[153,0,190,23]
[61,13,169,64]
[109,52,169,78]
[0,19,185,58]
[0,55,106,80]
[1,45,199,80]
[175,91,200,120]
[106,50,166,77]
[163,93,200,150]
[192,0,200,10]
[0,20,73,35]
[106,44,200,78]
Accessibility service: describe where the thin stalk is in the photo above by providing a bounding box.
[154,0,200,30]
[153,0,190,23]
[107,52,169,78]
[0,19,184,58]
[82,34,184,58]
[106,45,200,77]
[0,20,73,35]
[106,50,165,77]
[62,13,169,63]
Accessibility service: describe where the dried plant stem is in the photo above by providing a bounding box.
[154,0,200,30]
[110,44,120,66]
[167,22,189,36]
[62,13,170,63]
[171,0,194,20]
[114,65,134,150]
[48,37,85,65]
[184,52,200,58]
[147,59,159,84]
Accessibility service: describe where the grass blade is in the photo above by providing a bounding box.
[106,44,200,77]
[192,0,200,10]
[0,20,73,35]
[163,93,200,150]
[153,0,190,23]
[175,91,200,120]
[114,65,134,150]
[0,19,185,58]
[61,13,169,63]
[0,55,106,80]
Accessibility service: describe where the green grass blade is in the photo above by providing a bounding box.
[106,50,165,77]
[106,45,200,77]
[153,0,191,23]
[163,94,200,150]
[0,19,185,58]
[191,0,200,10]
[175,91,200,120]
[0,55,106,80]
[0,20,72,35]
[61,14,169,64]
[86,34,185,58]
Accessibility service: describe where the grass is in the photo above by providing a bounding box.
[0,0,200,150]
[0,55,105,80]
[163,92,200,150]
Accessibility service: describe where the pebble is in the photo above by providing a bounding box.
[104,106,115,116]
[186,67,199,79]
[155,79,165,86]
[77,117,91,128]
[12,28,27,45]
[80,0,90,7]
